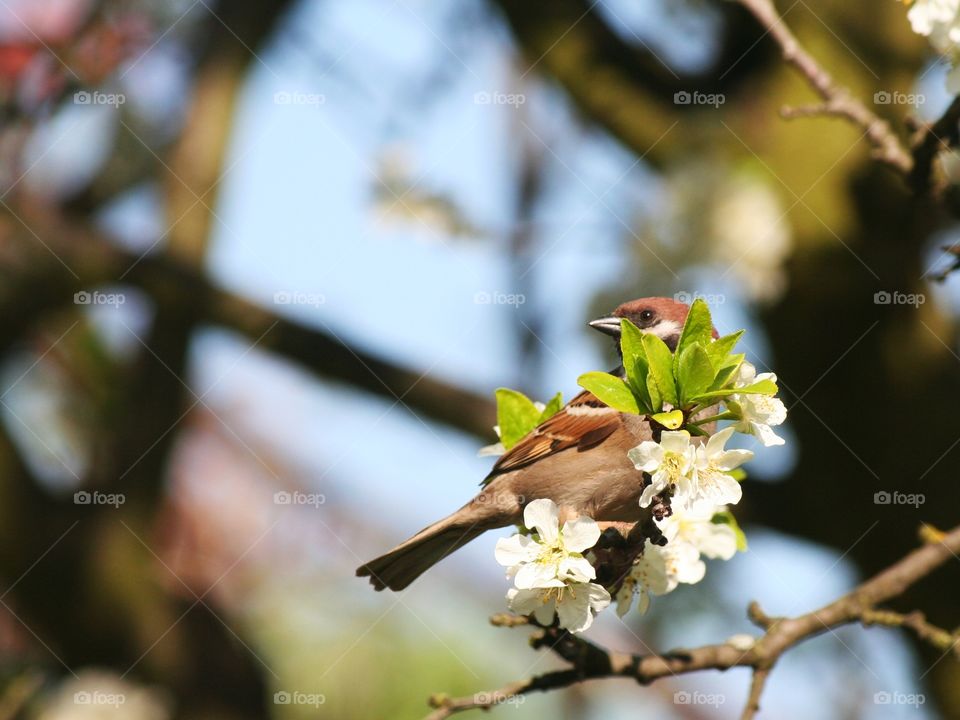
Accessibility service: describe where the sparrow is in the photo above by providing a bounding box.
[357,297,701,591]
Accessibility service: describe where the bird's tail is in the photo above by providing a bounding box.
[357,503,508,591]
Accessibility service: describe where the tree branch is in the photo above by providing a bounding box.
[736,0,960,199]
[423,523,960,719]
[735,0,912,174]
[0,207,496,440]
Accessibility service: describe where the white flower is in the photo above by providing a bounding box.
[730,361,787,447]
[908,0,959,36]
[906,0,960,92]
[507,582,611,633]
[495,499,601,589]
[616,501,741,616]
[615,540,704,616]
[478,423,506,457]
[628,430,696,508]
[682,426,752,508]
[660,499,738,561]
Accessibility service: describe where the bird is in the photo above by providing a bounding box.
[356,297,699,591]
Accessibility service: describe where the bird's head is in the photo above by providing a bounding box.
[589,296,718,352]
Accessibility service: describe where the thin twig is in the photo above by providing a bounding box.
[736,0,912,173]
[424,523,960,719]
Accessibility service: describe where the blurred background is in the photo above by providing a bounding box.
[0,0,957,718]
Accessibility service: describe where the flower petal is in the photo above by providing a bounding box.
[704,426,735,456]
[752,421,785,447]
[694,523,738,560]
[514,562,564,590]
[494,534,539,568]
[523,498,560,543]
[702,471,743,506]
[627,441,662,472]
[638,478,668,508]
[659,430,692,454]
[561,516,601,552]
[714,448,754,471]
[615,582,634,617]
[559,555,597,583]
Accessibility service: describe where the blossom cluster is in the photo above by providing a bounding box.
[906,0,960,92]
[488,300,787,633]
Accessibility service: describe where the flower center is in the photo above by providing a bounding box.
[662,451,686,479]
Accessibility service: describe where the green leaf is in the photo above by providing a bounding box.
[495,388,542,450]
[677,343,715,406]
[641,333,678,408]
[735,378,778,395]
[619,319,647,375]
[712,510,748,552]
[538,392,563,422]
[727,467,747,482]
[674,298,713,372]
[719,352,745,370]
[707,330,745,365]
[645,371,663,413]
[710,363,740,392]
[577,372,640,414]
[628,356,653,413]
[650,409,684,430]
[690,378,777,403]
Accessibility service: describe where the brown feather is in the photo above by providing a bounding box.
[484,390,620,481]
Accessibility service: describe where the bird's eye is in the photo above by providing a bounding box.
[639,309,655,323]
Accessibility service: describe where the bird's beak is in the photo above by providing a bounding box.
[588,316,622,338]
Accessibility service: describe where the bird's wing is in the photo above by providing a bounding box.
[482,390,621,483]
